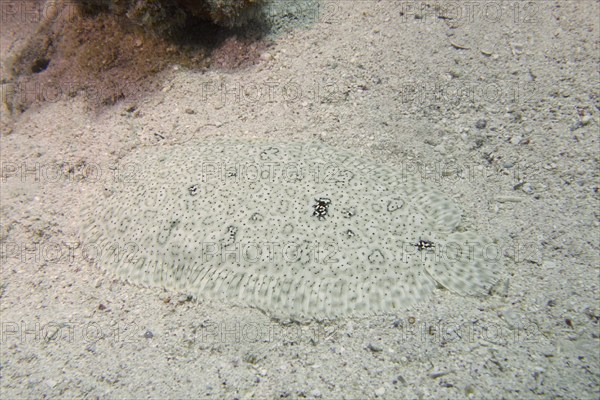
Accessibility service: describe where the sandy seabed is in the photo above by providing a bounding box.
[1,1,599,399]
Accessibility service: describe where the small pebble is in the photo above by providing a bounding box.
[260,52,273,61]
[144,330,154,339]
[310,389,322,398]
[565,318,573,328]
[475,119,487,129]
[375,387,386,397]
[367,343,383,352]
[521,183,534,194]
[185,108,195,115]
[510,136,523,145]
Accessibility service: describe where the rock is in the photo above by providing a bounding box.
[521,183,534,194]
[367,343,383,352]
[475,119,487,129]
[260,52,273,61]
[375,387,386,397]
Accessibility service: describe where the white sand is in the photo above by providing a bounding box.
[1,1,598,398]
